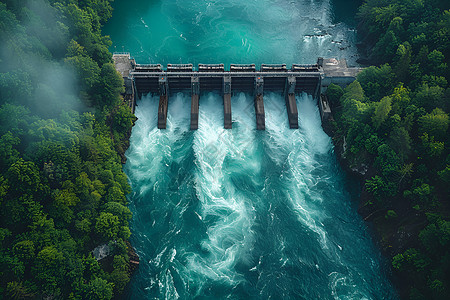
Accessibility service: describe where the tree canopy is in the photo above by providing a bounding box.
[329,0,450,298]
[0,0,136,298]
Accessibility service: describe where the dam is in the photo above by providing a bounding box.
[113,53,360,130]
[106,0,399,298]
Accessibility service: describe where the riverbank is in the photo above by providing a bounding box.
[322,99,419,299]
[324,1,450,298]
[0,1,142,298]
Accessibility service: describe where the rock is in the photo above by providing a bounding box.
[92,244,111,261]
[126,241,140,274]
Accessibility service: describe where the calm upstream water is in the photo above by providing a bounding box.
[104,0,397,298]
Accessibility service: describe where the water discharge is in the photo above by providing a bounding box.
[105,0,398,298]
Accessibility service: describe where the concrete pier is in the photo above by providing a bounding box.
[285,76,298,128]
[191,77,200,130]
[318,95,332,120]
[285,94,298,129]
[158,95,168,129]
[223,76,232,129]
[254,77,265,130]
[158,76,169,129]
[190,95,199,130]
[255,95,265,130]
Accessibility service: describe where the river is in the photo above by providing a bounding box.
[104,0,397,298]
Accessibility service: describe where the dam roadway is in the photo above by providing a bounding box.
[113,53,360,130]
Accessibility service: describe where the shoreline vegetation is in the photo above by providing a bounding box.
[325,0,449,299]
[0,0,136,298]
[0,0,448,299]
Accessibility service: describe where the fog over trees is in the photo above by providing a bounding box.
[0,0,135,298]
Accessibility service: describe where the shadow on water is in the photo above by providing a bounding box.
[330,0,362,26]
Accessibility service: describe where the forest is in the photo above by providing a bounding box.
[0,0,136,298]
[0,0,449,299]
[326,0,450,298]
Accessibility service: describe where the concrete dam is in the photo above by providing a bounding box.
[113,53,360,130]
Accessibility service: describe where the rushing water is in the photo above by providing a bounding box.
[104,0,397,298]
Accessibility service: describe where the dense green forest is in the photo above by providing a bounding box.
[0,0,136,298]
[327,0,449,298]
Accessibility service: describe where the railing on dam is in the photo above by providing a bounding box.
[112,54,360,130]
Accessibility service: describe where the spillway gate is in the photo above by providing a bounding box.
[113,54,360,130]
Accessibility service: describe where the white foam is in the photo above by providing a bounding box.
[126,93,190,187]
[264,93,330,249]
[184,93,258,290]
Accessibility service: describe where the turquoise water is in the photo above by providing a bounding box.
[104,0,397,298]
[105,0,359,66]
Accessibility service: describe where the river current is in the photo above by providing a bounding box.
[104,0,397,298]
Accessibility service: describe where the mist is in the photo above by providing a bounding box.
[0,0,87,119]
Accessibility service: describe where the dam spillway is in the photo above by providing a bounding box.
[105,0,400,297]
[113,53,360,130]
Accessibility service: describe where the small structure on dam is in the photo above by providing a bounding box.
[113,53,360,130]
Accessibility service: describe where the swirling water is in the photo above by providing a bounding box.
[105,0,397,298]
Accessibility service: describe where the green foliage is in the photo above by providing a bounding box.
[365,175,396,200]
[325,83,344,104]
[0,70,32,102]
[0,132,20,170]
[108,254,130,293]
[428,279,444,297]
[7,159,42,195]
[32,246,66,295]
[364,134,382,154]
[93,63,124,108]
[414,84,446,112]
[339,81,372,126]
[341,80,365,103]
[375,144,401,178]
[393,42,412,83]
[438,165,450,185]
[81,277,113,300]
[357,64,395,102]
[112,103,134,134]
[392,248,430,272]
[103,202,131,221]
[419,217,450,255]
[13,240,35,261]
[418,108,449,141]
[0,228,11,245]
[392,253,403,270]
[0,1,134,298]
[404,182,437,210]
[337,1,450,298]
[388,126,411,159]
[390,84,411,116]
[95,212,120,241]
[5,281,34,300]
[373,30,399,62]
[385,210,398,220]
[419,133,445,158]
[65,54,101,91]
[372,96,392,129]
